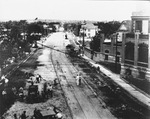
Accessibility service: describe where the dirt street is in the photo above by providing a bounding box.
[50,32,116,119]
[2,32,116,119]
[2,33,72,119]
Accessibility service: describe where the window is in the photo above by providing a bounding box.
[135,21,142,32]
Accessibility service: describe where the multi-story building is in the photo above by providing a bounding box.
[80,23,98,38]
[120,11,150,81]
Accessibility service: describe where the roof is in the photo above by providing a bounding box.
[104,38,111,43]
[118,20,132,32]
[132,11,150,17]
[81,23,98,29]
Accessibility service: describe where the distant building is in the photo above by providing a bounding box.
[83,33,122,63]
[80,23,98,38]
[120,11,150,81]
[83,11,150,81]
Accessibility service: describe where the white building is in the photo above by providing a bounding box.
[80,23,98,38]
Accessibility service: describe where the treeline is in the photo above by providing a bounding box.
[63,22,81,36]
[96,21,121,38]
[91,21,121,52]
[0,20,58,68]
[63,21,121,52]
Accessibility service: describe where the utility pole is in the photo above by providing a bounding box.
[81,20,86,55]
[82,27,85,55]
[115,33,119,73]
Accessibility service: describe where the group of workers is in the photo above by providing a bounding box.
[29,74,43,84]
[1,70,84,119]
[12,106,63,119]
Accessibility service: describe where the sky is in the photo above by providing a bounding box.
[0,0,150,21]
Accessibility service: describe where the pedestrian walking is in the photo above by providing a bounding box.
[76,75,79,86]
[76,72,82,86]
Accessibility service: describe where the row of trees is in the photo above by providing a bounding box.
[63,21,121,37]
[90,21,121,52]
[0,20,55,68]
[63,22,81,36]
[63,21,121,52]
[96,21,121,38]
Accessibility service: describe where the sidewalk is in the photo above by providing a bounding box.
[81,55,150,110]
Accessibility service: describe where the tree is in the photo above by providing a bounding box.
[63,22,81,36]
[90,33,101,52]
[27,23,44,43]
[97,21,121,38]
[0,20,30,67]
[73,23,81,36]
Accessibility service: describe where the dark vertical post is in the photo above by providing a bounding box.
[134,31,139,66]
[82,27,85,55]
[148,33,150,68]
[115,33,118,73]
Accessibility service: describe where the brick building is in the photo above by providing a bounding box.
[120,11,150,81]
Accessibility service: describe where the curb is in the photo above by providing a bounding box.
[81,56,150,111]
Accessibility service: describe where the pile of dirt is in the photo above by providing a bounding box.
[1,49,72,119]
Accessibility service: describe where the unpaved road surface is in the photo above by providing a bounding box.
[2,32,116,119]
[2,33,72,119]
[49,32,116,119]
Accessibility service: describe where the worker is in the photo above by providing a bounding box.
[65,34,67,39]
[36,75,40,83]
[20,111,28,119]
[1,75,9,87]
[2,89,7,100]
[12,87,17,97]
[13,113,18,119]
[33,108,43,119]
[53,106,63,119]
[54,78,58,87]
[97,66,100,73]
[47,84,53,98]
[38,74,42,82]
[18,87,24,100]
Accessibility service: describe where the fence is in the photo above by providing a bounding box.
[84,47,121,63]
